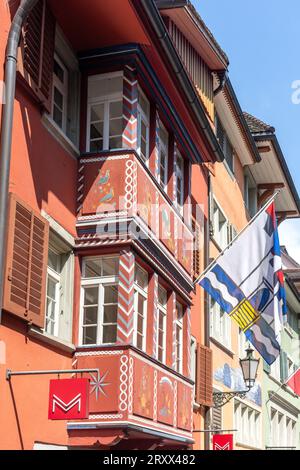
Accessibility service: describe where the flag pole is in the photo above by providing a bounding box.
[193,190,281,286]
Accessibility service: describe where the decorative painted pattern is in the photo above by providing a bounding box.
[187,307,191,378]
[122,66,138,149]
[117,250,135,343]
[152,273,159,359]
[119,355,129,411]
[124,158,137,212]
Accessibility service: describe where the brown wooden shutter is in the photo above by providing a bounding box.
[196,344,213,407]
[3,194,49,328]
[21,0,55,112]
[192,217,201,279]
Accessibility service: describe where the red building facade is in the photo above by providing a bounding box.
[0,0,220,449]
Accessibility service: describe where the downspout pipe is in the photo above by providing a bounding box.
[204,171,211,450]
[0,0,39,325]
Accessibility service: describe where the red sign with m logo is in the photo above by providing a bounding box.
[212,434,233,451]
[48,378,90,420]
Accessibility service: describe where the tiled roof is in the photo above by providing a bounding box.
[243,112,275,134]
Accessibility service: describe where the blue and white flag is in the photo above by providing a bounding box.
[200,202,286,365]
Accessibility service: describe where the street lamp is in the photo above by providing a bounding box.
[212,346,260,408]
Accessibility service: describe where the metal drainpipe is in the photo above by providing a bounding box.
[0,0,39,325]
[204,171,211,450]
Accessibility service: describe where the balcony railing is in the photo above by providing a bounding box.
[67,344,194,446]
[76,150,193,275]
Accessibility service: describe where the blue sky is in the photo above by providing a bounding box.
[194,0,300,263]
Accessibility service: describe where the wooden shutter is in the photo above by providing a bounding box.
[3,194,49,328]
[211,397,222,430]
[21,0,55,112]
[192,217,201,279]
[196,344,213,406]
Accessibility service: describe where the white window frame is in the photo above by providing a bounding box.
[270,355,281,382]
[175,151,184,214]
[158,121,169,190]
[52,53,68,133]
[137,88,150,164]
[190,336,197,398]
[156,286,167,363]
[45,247,61,338]
[86,72,123,152]
[269,403,298,449]
[79,257,119,346]
[210,298,231,349]
[234,400,262,449]
[212,198,229,249]
[133,265,148,352]
[175,302,184,374]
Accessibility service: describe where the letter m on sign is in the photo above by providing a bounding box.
[48,378,90,420]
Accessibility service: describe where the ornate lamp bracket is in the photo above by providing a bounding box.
[212,389,250,408]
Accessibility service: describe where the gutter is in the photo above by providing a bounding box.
[0,0,39,325]
[253,133,300,214]
[137,0,224,163]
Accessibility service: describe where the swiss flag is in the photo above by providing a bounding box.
[286,368,300,396]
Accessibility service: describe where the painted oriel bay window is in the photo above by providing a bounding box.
[87,72,123,152]
[80,257,119,345]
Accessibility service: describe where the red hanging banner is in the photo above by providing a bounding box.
[48,378,90,420]
[212,434,233,450]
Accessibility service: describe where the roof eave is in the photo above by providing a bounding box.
[253,133,300,214]
[224,79,262,163]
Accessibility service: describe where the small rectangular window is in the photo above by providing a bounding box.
[175,151,184,213]
[175,302,184,373]
[45,232,74,341]
[87,73,123,152]
[157,286,167,363]
[137,89,150,163]
[134,265,148,351]
[80,256,119,346]
[158,122,169,190]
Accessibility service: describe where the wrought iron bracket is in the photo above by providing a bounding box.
[213,389,250,408]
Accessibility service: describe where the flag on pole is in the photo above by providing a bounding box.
[286,367,300,396]
[199,201,286,365]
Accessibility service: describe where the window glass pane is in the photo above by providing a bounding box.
[109,136,122,149]
[102,257,119,276]
[83,326,97,345]
[84,259,102,278]
[53,105,63,128]
[110,101,122,119]
[136,333,143,350]
[47,276,57,299]
[83,306,98,325]
[103,305,118,323]
[104,285,118,304]
[135,265,148,290]
[91,103,104,122]
[54,59,64,82]
[84,286,98,305]
[103,325,117,343]
[90,140,103,152]
[90,122,103,140]
[88,75,123,100]
[158,286,167,306]
[54,87,63,109]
